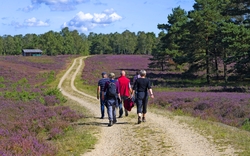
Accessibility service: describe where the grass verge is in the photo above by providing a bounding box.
[74,57,96,97]
[149,105,250,155]
[54,97,98,156]
[179,116,250,155]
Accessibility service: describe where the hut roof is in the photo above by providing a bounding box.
[22,49,43,53]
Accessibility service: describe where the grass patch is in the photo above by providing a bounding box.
[149,104,250,155]
[48,59,75,88]
[180,117,250,155]
[76,83,96,97]
[74,57,96,97]
[53,98,98,156]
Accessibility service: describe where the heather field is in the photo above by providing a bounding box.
[0,55,84,155]
[82,55,250,131]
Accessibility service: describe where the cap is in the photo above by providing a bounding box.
[101,72,107,76]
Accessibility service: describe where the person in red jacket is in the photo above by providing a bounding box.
[118,70,132,117]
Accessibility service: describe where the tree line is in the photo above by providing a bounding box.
[1,0,250,83]
[0,27,158,56]
[151,0,250,84]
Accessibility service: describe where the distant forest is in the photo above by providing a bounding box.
[1,0,250,83]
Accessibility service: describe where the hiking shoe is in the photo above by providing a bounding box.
[142,117,146,122]
[108,121,113,127]
[118,115,122,118]
[125,110,128,116]
[113,120,117,124]
[138,116,142,124]
[100,116,104,119]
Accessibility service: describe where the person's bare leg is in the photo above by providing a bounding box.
[142,113,146,122]
[138,113,142,124]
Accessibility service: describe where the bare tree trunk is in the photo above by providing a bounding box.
[206,48,210,84]
[214,48,219,80]
[223,49,228,84]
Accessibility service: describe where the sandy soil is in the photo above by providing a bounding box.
[58,57,237,156]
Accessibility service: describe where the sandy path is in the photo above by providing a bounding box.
[58,57,237,156]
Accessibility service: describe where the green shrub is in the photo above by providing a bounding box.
[43,88,67,103]
[43,71,56,85]
[242,118,250,131]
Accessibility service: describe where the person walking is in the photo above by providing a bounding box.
[97,72,109,119]
[133,71,141,86]
[102,73,121,127]
[132,70,141,105]
[131,70,154,124]
[118,70,132,117]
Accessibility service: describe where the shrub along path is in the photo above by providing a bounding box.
[58,56,236,156]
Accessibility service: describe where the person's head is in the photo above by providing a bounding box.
[101,72,107,78]
[139,70,146,77]
[109,72,115,79]
[136,71,139,75]
[120,70,126,76]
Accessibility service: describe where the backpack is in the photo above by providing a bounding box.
[107,81,117,97]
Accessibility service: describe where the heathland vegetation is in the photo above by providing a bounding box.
[1,0,250,155]
[0,56,87,155]
[1,54,250,155]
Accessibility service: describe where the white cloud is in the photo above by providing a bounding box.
[103,8,115,14]
[21,0,90,11]
[11,17,50,28]
[21,4,39,12]
[62,9,122,32]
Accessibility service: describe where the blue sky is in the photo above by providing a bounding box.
[0,0,195,36]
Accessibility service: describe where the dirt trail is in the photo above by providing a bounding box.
[58,57,237,156]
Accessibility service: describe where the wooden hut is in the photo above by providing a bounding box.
[22,49,42,56]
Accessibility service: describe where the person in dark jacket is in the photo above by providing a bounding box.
[97,72,109,119]
[102,73,121,126]
[131,70,154,124]
[133,71,141,86]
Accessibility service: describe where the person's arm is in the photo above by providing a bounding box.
[130,82,136,98]
[97,86,100,99]
[129,83,132,94]
[147,79,154,98]
[149,88,154,98]
[116,81,121,100]
[130,79,137,98]
[130,89,135,99]
[102,83,107,100]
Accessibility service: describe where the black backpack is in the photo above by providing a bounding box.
[107,81,117,97]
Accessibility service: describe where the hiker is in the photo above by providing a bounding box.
[132,70,141,105]
[97,72,109,119]
[133,71,141,86]
[118,70,132,117]
[102,73,121,127]
[131,70,154,124]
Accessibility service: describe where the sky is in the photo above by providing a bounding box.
[0,0,195,36]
